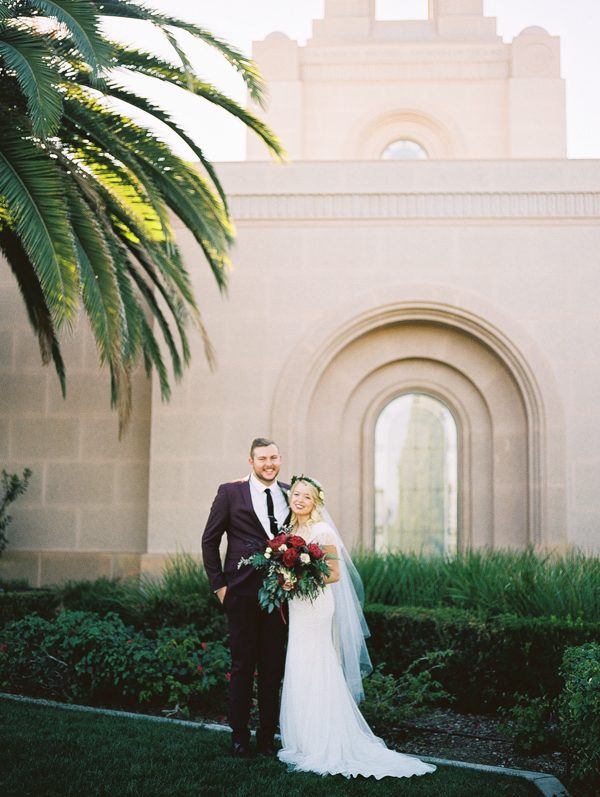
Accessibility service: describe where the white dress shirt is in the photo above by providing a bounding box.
[249,473,289,537]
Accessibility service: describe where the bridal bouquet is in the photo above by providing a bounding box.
[238,530,333,613]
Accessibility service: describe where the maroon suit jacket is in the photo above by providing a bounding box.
[201,477,290,596]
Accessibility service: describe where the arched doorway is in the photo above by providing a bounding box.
[271,295,566,552]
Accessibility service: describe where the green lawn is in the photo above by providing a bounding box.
[0,700,539,797]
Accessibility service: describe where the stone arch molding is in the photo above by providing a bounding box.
[271,285,566,551]
[353,109,465,159]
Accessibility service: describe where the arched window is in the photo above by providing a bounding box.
[382,139,428,160]
[374,393,458,555]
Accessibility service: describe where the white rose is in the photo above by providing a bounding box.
[264,550,272,559]
[299,553,310,564]
[279,544,287,551]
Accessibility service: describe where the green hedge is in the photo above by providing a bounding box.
[0,590,59,626]
[364,604,600,711]
[559,643,600,787]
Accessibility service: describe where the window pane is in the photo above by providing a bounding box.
[374,393,458,555]
[382,140,428,160]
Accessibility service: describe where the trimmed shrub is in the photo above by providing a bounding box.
[0,590,59,626]
[0,610,230,717]
[58,577,144,625]
[364,604,600,711]
[559,643,600,787]
[55,557,227,642]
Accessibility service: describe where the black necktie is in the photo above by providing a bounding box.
[264,488,279,537]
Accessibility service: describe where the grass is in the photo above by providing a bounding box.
[0,700,539,797]
[54,548,600,626]
[353,547,600,620]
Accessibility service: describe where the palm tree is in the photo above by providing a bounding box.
[0,0,283,432]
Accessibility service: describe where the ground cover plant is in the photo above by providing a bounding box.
[353,547,600,620]
[0,699,540,797]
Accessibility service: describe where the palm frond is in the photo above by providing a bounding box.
[62,92,234,289]
[79,74,229,211]
[0,21,62,137]
[127,264,182,379]
[0,123,79,328]
[96,0,266,105]
[110,43,285,159]
[138,310,170,402]
[63,179,125,372]
[29,0,112,77]
[0,226,66,393]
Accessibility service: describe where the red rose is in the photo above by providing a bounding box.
[287,535,305,549]
[282,548,299,567]
[307,543,324,560]
[270,534,288,551]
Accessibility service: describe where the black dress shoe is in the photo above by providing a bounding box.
[256,742,277,757]
[256,735,277,757]
[231,741,251,758]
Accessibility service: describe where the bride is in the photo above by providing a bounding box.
[277,475,436,780]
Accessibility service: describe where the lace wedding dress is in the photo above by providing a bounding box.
[278,522,436,780]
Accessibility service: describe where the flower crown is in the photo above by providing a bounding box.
[289,474,325,503]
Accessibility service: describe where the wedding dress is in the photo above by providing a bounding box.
[278,521,436,780]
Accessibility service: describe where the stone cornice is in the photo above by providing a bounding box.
[229,191,600,222]
[301,43,509,65]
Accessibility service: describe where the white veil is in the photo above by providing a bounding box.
[322,508,373,703]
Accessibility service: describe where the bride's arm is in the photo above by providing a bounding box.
[322,545,340,583]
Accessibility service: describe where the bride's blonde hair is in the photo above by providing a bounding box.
[289,478,324,529]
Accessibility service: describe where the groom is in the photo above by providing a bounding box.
[202,438,289,757]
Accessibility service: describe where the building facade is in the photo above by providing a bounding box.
[1,0,599,585]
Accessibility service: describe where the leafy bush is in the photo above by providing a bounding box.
[500,695,559,754]
[362,650,453,735]
[364,604,600,711]
[0,610,230,717]
[0,468,31,555]
[0,590,59,626]
[559,643,600,787]
[355,548,600,621]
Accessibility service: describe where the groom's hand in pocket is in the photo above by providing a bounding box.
[216,586,227,604]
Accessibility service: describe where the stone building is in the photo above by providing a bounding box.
[1,0,599,585]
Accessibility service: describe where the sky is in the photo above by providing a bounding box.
[114,0,600,161]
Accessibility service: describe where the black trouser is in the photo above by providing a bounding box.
[223,592,287,745]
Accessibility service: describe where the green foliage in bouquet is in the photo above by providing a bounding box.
[239,531,334,613]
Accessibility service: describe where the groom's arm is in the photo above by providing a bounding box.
[202,484,229,594]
